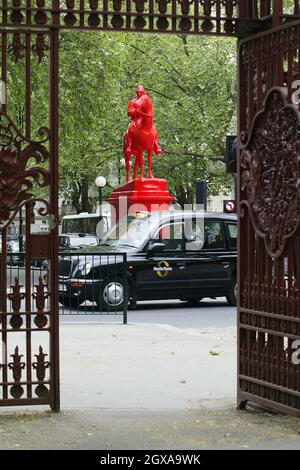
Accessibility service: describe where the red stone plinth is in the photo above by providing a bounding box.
[108,178,175,222]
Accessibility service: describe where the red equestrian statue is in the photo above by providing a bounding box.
[123,84,162,181]
[109,83,174,221]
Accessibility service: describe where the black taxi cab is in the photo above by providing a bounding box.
[58,211,237,310]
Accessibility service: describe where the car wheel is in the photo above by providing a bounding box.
[97,278,130,312]
[226,279,237,306]
[59,295,84,309]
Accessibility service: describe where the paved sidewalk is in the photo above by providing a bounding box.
[0,323,300,450]
[60,322,236,410]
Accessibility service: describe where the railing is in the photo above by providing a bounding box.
[250,1,300,20]
[0,0,239,35]
[1,1,296,36]
[58,251,128,322]
[3,251,128,324]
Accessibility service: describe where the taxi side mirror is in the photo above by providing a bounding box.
[147,242,166,255]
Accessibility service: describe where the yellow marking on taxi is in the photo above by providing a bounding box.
[153,260,173,278]
[132,211,149,219]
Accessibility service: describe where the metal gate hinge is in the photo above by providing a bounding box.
[48,214,57,230]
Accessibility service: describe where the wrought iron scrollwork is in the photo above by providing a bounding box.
[0,112,50,225]
[32,276,49,329]
[240,87,300,258]
[0,0,244,35]
[32,346,50,398]
[8,33,25,63]
[8,277,25,329]
[8,346,25,399]
[32,34,50,63]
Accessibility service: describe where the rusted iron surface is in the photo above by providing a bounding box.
[0,29,59,410]
[238,20,300,416]
[0,1,296,36]
[1,1,300,416]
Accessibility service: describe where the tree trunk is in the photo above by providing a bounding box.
[175,185,195,207]
[71,181,91,214]
[72,182,82,214]
[81,180,90,213]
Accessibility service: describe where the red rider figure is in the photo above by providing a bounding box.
[123,84,162,181]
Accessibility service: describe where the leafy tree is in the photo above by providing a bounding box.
[120,34,236,205]
[58,32,237,209]
[58,31,127,212]
[6,31,237,211]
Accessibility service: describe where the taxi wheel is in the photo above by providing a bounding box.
[97,278,130,312]
[226,279,237,306]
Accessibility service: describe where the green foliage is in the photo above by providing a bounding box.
[282,0,296,13]
[121,34,236,204]
[58,31,128,211]
[58,32,237,209]
[6,32,237,210]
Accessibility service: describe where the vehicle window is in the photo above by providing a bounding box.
[227,223,237,249]
[69,236,98,247]
[203,222,225,250]
[101,215,156,249]
[185,218,204,251]
[59,237,69,248]
[62,216,102,235]
[152,222,184,251]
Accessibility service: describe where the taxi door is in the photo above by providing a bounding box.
[185,219,233,298]
[135,221,188,300]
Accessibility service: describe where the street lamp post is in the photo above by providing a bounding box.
[95,176,107,218]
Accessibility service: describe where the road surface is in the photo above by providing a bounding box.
[60,298,236,328]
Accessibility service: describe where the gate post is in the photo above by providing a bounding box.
[238,1,259,20]
[237,19,300,418]
[272,0,283,26]
[49,28,60,412]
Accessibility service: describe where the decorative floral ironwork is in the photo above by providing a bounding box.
[32,276,49,328]
[134,0,146,13]
[222,0,237,17]
[89,0,99,9]
[88,13,101,27]
[157,0,170,13]
[8,277,25,329]
[240,87,300,258]
[200,0,213,16]
[10,0,24,25]
[178,0,193,15]
[113,0,123,11]
[239,23,300,417]
[34,0,48,25]
[32,346,50,398]
[0,112,50,224]
[8,33,25,63]
[32,34,49,63]
[0,0,244,34]
[8,346,25,399]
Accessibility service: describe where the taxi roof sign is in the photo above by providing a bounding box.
[131,211,150,219]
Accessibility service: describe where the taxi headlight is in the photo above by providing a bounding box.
[80,262,92,276]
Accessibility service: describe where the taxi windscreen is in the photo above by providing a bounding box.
[100,214,156,249]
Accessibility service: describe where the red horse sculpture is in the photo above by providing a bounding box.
[123,84,162,182]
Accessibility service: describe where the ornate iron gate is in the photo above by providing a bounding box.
[0,1,300,416]
[238,19,300,416]
[0,29,59,410]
